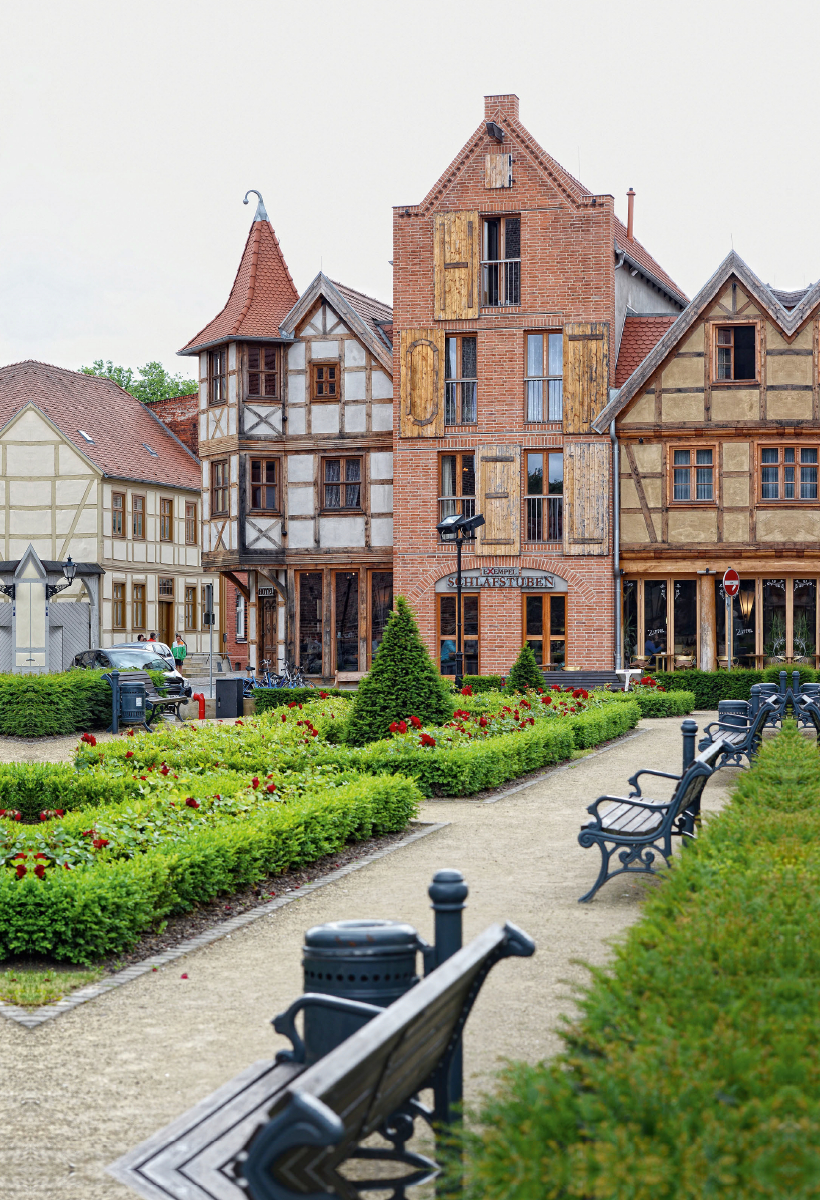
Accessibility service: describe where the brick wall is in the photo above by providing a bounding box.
[150,393,199,455]
[224,576,250,670]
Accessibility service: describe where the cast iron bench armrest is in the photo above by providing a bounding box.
[274,995,385,1066]
[625,767,681,797]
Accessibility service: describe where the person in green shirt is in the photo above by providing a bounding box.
[172,634,187,668]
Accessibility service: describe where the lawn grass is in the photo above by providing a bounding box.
[0,964,104,1007]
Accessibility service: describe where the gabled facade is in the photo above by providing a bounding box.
[180,199,394,680]
[596,251,820,670]
[392,94,685,676]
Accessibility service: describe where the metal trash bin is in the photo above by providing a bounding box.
[301,919,423,1063]
[717,699,749,730]
[216,677,244,719]
[119,679,147,725]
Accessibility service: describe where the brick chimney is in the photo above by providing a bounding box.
[484,94,519,122]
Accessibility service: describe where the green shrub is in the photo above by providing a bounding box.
[653,668,765,707]
[761,662,815,688]
[454,723,820,1199]
[503,645,543,693]
[0,668,168,737]
[460,675,504,694]
[344,597,454,745]
[631,688,695,717]
[253,687,345,712]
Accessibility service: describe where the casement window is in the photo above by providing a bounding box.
[323,457,361,510]
[112,583,125,629]
[438,594,479,676]
[235,589,247,641]
[481,215,520,306]
[760,446,819,501]
[133,584,145,630]
[250,458,279,511]
[158,577,174,599]
[211,460,229,515]
[525,332,563,422]
[439,452,476,525]
[247,345,278,398]
[159,498,173,542]
[298,572,324,675]
[525,451,563,542]
[185,501,197,545]
[112,492,125,538]
[184,586,197,631]
[312,363,338,400]
[524,594,567,668]
[132,495,145,539]
[210,348,227,404]
[671,448,714,503]
[715,325,756,381]
[444,335,477,425]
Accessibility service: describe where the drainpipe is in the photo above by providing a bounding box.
[611,419,621,670]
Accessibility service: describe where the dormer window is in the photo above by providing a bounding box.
[210,348,227,404]
[715,325,756,381]
[248,345,278,398]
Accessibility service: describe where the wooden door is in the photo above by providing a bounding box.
[158,601,173,647]
[260,598,278,669]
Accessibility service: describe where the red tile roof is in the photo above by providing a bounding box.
[0,361,201,490]
[179,219,299,354]
[331,281,393,348]
[615,315,679,387]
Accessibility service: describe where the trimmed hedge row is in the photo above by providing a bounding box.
[654,665,816,707]
[0,773,421,963]
[460,675,505,693]
[252,686,345,712]
[619,688,695,717]
[455,722,820,1198]
[0,668,167,737]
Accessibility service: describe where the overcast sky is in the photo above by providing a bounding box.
[1,0,818,379]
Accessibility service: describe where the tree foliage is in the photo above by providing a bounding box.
[80,359,197,405]
[504,643,544,693]
[344,597,455,745]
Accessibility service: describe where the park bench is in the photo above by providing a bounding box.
[108,873,535,1200]
[578,720,726,902]
[102,669,191,733]
[697,695,779,768]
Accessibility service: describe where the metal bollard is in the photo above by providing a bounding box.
[429,869,468,1125]
[793,670,801,696]
[780,670,788,696]
[681,719,698,772]
[109,670,120,735]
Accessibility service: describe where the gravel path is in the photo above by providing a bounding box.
[1,713,739,1198]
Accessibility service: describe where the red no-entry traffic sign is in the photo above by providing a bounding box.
[723,569,740,597]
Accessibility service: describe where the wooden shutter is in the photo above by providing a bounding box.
[399,328,445,438]
[476,444,520,556]
[563,441,609,556]
[485,154,512,189]
[563,322,609,433]
[433,211,479,320]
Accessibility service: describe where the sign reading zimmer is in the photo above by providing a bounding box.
[435,567,568,593]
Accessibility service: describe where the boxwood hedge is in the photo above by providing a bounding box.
[654,665,816,708]
[454,721,820,1199]
[0,668,167,737]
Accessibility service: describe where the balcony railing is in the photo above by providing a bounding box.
[438,495,476,537]
[444,380,477,425]
[481,259,521,307]
[525,495,563,542]
[525,379,563,423]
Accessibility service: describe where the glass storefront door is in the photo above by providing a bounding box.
[524,594,566,667]
[335,572,359,672]
[298,572,323,675]
[438,594,479,676]
[643,580,668,667]
[793,579,817,663]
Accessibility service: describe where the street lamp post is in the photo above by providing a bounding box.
[435,512,485,688]
[46,556,77,600]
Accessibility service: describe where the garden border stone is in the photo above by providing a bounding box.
[0,819,448,1030]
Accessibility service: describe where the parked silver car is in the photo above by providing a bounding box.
[71,647,187,688]
[111,640,177,672]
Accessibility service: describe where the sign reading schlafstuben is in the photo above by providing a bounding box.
[434,569,568,593]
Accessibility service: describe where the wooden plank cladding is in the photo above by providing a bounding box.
[399,328,445,437]
[485,154,513,189]
[563,441,609,556]
[433,211,479,320]
[563,322,610,433]
[476,444,520,556]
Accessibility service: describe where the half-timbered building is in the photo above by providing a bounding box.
[179,196,394,681]
[596,251,820,671]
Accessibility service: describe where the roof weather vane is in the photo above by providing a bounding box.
[243,190,268,222]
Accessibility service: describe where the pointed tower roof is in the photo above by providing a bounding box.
[178,193,299,355]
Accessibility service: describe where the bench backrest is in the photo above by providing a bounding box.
[668,738,725,823]
[242,922,534,1195]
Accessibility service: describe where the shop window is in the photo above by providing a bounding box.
[210,348,227,404]
[211,461,229,515]
[643,580,667,667]
[525,332,563,422]
[673,580,698,660]
[370,571,393,661]
[439,452,475,524]
[133,584,145,630]
[132,495,145,540]
[184,586,197,632]
[299,572,323,675]
[160,498,173,542]
[623,579,638,664]
[762,578,787,660]
[524,594,566,668]
[112,492,125,538]
[716,577,758,667]
[482,216,520,306]
[250,458,279,511]
[335,571,359,672]
[444,335,477,425]
[671,447,714,502]
[525,451,563,541]
[794,579,817,662]
[248,345,278,398]
[113,583,125,629]
[235,590,247,642]
[312,363,338,400]
[759,446,818,501]
[323,458,361,510]
[715,325,756,381]
[438,594,479,675]
[185,502,197,545]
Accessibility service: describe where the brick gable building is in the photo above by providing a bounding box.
[391,94,685,676]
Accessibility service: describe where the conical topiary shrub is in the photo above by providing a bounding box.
[344,596,455,744]
[504,643,544,693]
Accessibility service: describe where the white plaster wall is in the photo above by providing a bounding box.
[319,516,366,548]
[372,371,393,400]
[344,405,366,432]
[370,452,393,479]
[288,521,315,549]
[288,343,305,369]
[370,484,393,512]
[344,341,366,366]
[288,373,306,403]
[287,486,314,516]
[311,341,338,360]
[312,406,340,435]
[344,371,366,400]
[372,405,392,431]
[370,517,394,546]
[288,455,315,483]
[288,408,306,435]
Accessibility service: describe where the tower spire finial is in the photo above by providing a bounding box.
[243,189,268,222]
